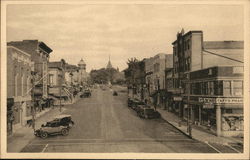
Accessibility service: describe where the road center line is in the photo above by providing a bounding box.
[205,142,221,153]
[226,144,241,153]
[41,144,49,153]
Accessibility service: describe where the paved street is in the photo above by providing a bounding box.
[20,86,237,153]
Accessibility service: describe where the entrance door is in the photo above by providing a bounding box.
[21,102,26,126]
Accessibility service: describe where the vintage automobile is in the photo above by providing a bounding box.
[83,89,91,97]
[127,98,134,107]
[131,99,146,110]
[53,114,75,127]
[137,107,161,119]
[113,91,118,96]
[34,121,69,139]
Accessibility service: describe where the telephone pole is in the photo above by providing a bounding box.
[31,71,36,132]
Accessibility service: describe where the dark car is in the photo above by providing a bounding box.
[113,91,118,96]
[82,89,91,97]
[127,98,134,107]
[136,104,150,113]
[131,99,146,110]
[53,114,75,127]
[137,108,161,119]
[34,121,69,139]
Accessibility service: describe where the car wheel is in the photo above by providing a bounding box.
[61,128,69,136]
[40,132,48,139]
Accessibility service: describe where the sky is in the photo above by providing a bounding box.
[6,4,244,72]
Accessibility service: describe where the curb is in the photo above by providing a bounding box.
[159,114,192,139]
[158,110,243,147]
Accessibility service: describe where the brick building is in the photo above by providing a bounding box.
[7,45,33,134]
[7,40,53,113]
[169,29,244,137]
[144,53,173,107]
[182,66,244,137]
[48,60,73,105]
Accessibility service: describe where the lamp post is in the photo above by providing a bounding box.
[186,73,192,137]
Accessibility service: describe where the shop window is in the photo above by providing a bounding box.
[233,80,243,96]
[214,81,223,95]
[225,109,233,114]
[223,81,231,96]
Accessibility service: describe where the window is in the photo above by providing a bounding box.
[15,73,18,96]
[21,75,24,96]
[214,81,223,95]
[233,80,243,96]
[49,74,54,86]
[208,81,214,95]
[223,81,231,96]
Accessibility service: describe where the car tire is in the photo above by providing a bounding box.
[40,132,48,139]
[61,128,69,136]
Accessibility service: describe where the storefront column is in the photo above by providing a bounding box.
[191,105,195,123]
[178,102,182,118]
[198,105,202,125]
[216,105,222,137]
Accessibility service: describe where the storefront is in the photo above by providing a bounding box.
[7,98,14,136]
[196,97,243,137]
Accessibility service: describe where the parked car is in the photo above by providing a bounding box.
[113,91,118,96]
[135,104,150,113]
[131,99,146,110]
[34,121,69,139]
[127,98,134,107]
[82,89,91,97]
[53,114,75,128]
[137,108,161,119]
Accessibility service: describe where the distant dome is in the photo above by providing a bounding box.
[78,58,86,66]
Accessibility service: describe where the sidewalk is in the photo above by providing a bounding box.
[157,108,243,146]
[7,107,66,152]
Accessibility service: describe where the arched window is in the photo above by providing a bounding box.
[15,73,18,96]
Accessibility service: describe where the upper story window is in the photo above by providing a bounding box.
[223,81,231,96]
[233,80,243,96]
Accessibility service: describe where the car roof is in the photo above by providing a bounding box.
[54,114,72,119]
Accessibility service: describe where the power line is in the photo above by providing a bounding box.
[203,49,244,63]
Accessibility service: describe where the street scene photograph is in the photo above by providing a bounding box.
[1,0,249,159]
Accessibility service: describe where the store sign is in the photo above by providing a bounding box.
[203,103,214,109]
[198,98,243,104]
[173,96,182,101]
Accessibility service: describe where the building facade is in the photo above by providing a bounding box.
[7,45,33,134]
[170,29,244,137]
[182,66,243,137]
[144,53,173,107]
[7,40,53,113]
[48,60,73,105]
[78,58,89,88]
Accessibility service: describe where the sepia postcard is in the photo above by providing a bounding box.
[1,0,249,159]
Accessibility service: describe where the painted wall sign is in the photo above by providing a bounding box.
[198,97,243,104]
[173,96,182,101]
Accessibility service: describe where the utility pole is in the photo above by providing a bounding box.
[31,72,36,132]
[59,62,62,112]
[187,73,192,137]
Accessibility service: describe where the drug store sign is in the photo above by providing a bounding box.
[198,98,243,104]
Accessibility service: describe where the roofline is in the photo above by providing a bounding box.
[172,30,203,45]
[7,46,31,57]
